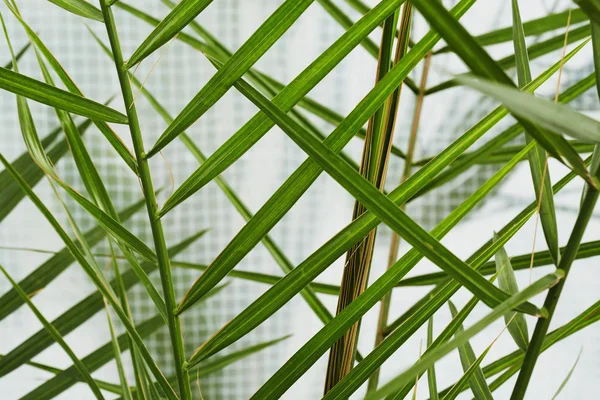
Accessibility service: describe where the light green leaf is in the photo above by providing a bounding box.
[220,67,540,316]
[146,0,317,157]
[494,233,530,351]
[126,0,213,67]
[458,75,600,144]
[0,263,104,400]
[48,0,103,22]
[427,317,439,400]
[181,47,572,371]
[448,301,494,400]
[0,67,127,123]
[0,154,177,399]
[411,0,591,184]
[365,272,561,400]
[575,0,600,24]
[551,348,583,400]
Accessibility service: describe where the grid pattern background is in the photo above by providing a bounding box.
[1,0,599,399]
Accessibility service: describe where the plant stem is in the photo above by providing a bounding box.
[368,49,431,392]
[99,4,190,399]
[509,179,598,400]
[324,2,412,393]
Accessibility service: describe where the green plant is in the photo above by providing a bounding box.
[1,0,599,399]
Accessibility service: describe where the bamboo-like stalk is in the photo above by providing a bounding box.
[323,3,412,393]
[98,3,191,399]
[367,49,431,392]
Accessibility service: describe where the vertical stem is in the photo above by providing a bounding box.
[99,4,190,399]
[367,50,431,392]
[323,3,412,394]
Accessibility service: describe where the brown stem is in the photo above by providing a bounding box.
[323,3,413,394]
[367,50,432,392]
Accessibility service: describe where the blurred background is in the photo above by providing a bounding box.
[0,0,598,398]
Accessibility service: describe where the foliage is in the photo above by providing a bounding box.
[0,0,599,399]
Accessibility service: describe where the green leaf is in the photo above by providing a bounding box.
[0,263,105,400]
[48,0,103,22]
[126,0,213,67]
[551,348,583,400]
[182,46,570,369]
[494,233,530,351]
[20,315,163,400]
[436,8,586,51]
[0,67,127,123]
[0,155,177,399]
[442,345,493,400]
[156,0,436,215]
[411,0,591,184]
[2,40,30,70]
[146,0,317,157]
[365,272,561,400]
[575,0,600,24]
[448,301,494,400]
[0,230,206,378]
[170,0,476,314]
[427,318,439,400]
[427,24,591,94]
[0,119,93,223]
[103,298,132,400]
[459,75,600,145]
[265,151,583,400]
[4,2,138,174]
[510,0,559,266]
[220,68,540,316]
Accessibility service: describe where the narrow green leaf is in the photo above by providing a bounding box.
[427,24,591,94]
[448,301,494,400]
[48,0,103,22]
[436,8,586,51]
[0,67,127,123]
[0,155,177,399]
[170,0,476,314]
[0,229,206,378]
[427,318,439,400]
[0,263,105,400]
[411,0,591,184]
[442,345,493,400]
[146,0,316,157]
[365,273,561,400]
[224,69,540,316]
[172,260,339,295]
[2,40,30,70]
[397,239,600,287]
[0,196,143,324]
[494,233,529,351]
[182,49,569,368]
[551,348,583,400]
[575,0,600,24]
[20,315,163,400]
[417,67,594,197]
[511,0,560,266]
[126,0,213,67]
[0,119,93,223]
[459,75,600,145]
[4,2,138,174]
[261,150,584,400]
[104,298,132,400]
